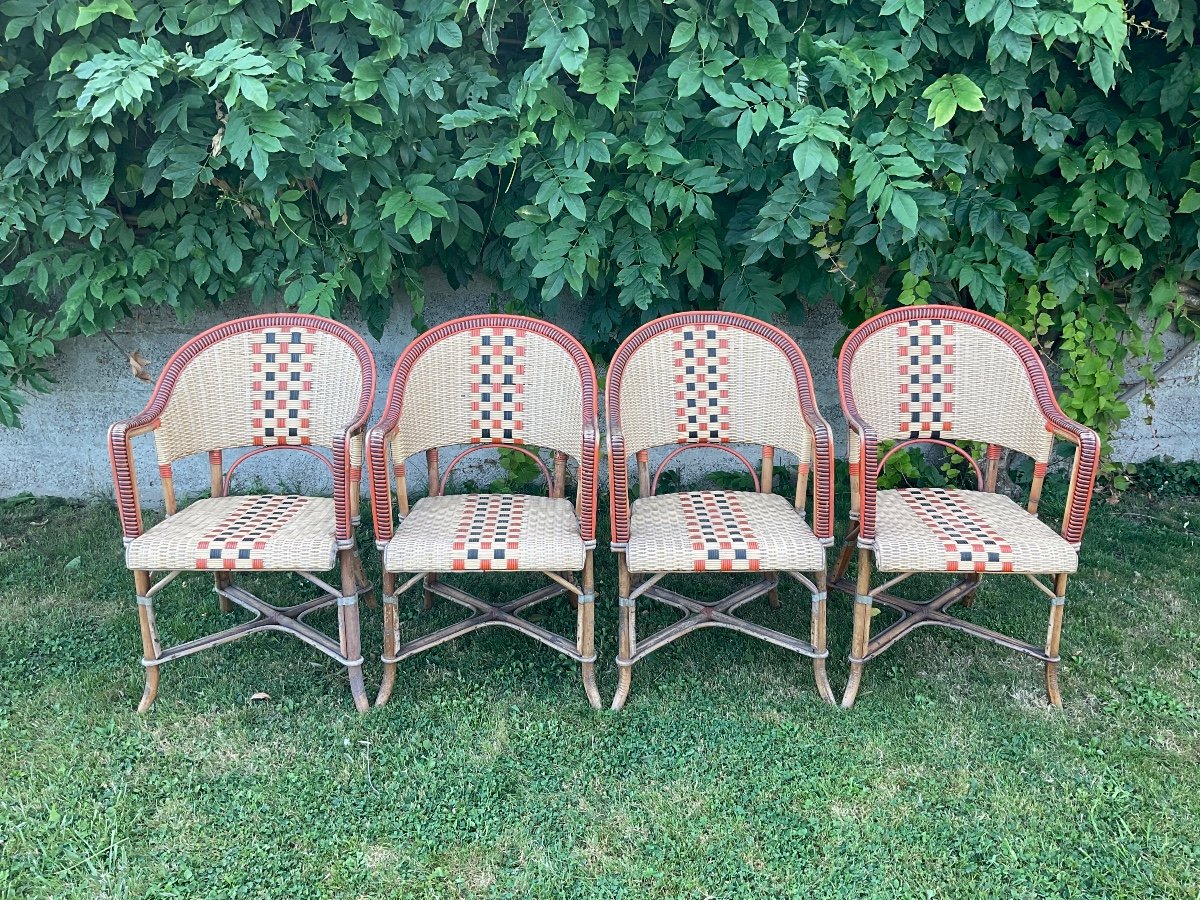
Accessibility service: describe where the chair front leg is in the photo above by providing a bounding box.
[1045,572,1068,708]
[133,570,161,712]
[842,547,874,709]
[376,571,399,707]
[810,569,835,704]
[338,549,369,713]
[577,551,601,709]
[612,553,635,711]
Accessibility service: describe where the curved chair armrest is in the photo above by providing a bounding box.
[1046,413,1100,547]
[332,420,371,546]
[365,422,400,547]
[107,409,162,541]
[578,420,600,545]
[846,415,881,546]
[802,410,837,545]
[607,426,631,550]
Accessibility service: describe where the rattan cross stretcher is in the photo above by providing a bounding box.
[108,314,377,712]
[606,312,837,710]
[832,305,1100,707]
[366,315,601,708]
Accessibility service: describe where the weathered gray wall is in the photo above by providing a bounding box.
[0,271,844,501]
[3,273,1191,503]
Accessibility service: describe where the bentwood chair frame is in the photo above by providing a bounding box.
[367,315,601,708]
[108,314,376,712]
[606,312,837,711]
[832,305,1100,708]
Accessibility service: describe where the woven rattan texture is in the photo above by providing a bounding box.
[847,317,1055,462]
[873,488,1078,574]
[383,494,586,573]
[616,325,813,461]
[125,495,338,572]
[625,490,826,574]
[153,327,367,465]
[388,328,585,463]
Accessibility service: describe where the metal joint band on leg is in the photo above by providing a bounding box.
[384,574,594,665]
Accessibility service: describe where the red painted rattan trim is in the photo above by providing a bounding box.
[604,311,835,548]
[366,315,600,545]
[837,304,1099,547]
[107,314,376,542]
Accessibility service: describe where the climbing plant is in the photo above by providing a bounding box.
[1,0,1198,456]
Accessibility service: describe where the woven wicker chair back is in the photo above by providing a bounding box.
[843,312,1054,463]
[614,321,813,463]
[152,320,372,466]
[388,324,586,463]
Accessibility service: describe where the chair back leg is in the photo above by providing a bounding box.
[612,554,635,711]
[842,547,874,708]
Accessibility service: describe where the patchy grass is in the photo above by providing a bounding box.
[0,486,1198,898]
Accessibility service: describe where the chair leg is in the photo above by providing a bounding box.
[423,574,437,610]
[352,548,376,609]
[962,572,982,609]
[842,548,874,709]
[810,570,835,704]
[578,552,601,709]
[1045,573,1068,708]
[376,571,399,708]
[768,572,781,609]
[338,550,369,713]
[215,572,232,613]
[133,570,161,712]
[612,554,635,711]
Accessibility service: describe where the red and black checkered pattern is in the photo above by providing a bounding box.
[469,328,526,444]
[673,327,731,443]
[250,328,316,446]
[897,319,955,438]
[897,488,1014,573]
[195,495,308,570]
[451,494,523,571]
[680,491,762,572]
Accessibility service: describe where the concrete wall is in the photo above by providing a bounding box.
[3,273,1192,503]
[0,271,845,502]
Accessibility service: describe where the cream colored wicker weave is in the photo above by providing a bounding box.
[366,315,601,708]
[833,305,1100,708]
[108,315,376,712]
[606,312,837,710]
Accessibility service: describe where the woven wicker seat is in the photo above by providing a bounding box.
[108,315,375,713]
[367,316,601,709]
[625,490,826,574]
[606,313,837,710]
[832,305,1100,709]
[126,495,339,573]
[384,494,585,573]
[874,489,1079,575]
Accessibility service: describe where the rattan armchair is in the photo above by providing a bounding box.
[108,314,376,712]
[832,305,1100,708]
[367,316,601,708]
[606,312,837,710]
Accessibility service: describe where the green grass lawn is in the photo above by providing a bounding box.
[1,486,1198,898]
